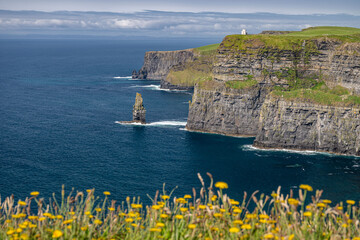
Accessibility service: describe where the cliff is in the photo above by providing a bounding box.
[133,49,195,80]
[185,26,360,156]
[254,95,360,156]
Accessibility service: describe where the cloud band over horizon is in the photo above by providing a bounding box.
[0,10,359,39]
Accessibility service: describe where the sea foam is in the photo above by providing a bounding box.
[115,121,187,127]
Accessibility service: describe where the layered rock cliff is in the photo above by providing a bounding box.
[254,95,360,156]
[133,49,194,80]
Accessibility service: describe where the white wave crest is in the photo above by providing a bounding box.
[115,121,187,127]
[242,145,333,156]
[129,85,188,92]
[113,76,132,79]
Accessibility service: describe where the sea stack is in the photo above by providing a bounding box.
[132,93,146,124]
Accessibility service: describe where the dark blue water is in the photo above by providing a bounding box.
[1,39,360,205]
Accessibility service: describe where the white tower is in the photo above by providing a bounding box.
[241,29,247,35]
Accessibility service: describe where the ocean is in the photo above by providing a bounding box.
[0,39,359,205]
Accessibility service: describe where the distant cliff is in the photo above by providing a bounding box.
[132,49,194,80]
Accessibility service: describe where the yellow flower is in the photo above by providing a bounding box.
[271,193,278,198]
[69,211,75,215]
[184,194,192,199]
[63,219,73,224]
[81,226,88,231]
[233,220,243,225]
[259,214,269,219]
[342,223,348,228]
[229,227,240,233]
[230,199,239,205]
[198,205,206,210]
[18,201,27,206]
[337,206,343,210]
[175,215,183,219]
[52,230,63,238]
[160,214,169,218]
[264,233,274,239]
[149,228,161,232]
[288,198,299,206]
[213,213,223,218]
[156,223,165,228]
[43,213,52,218]
[304,212,312,217]
[180,208,188,212]
[95,208,102,212]
[322,199,331,204]
[7,230,15,235]
[39,217,46,221]
[28,216,38,220]
[85,211,91,215]
[176,198,186,204]
[241,224,252,230]
[317,203,326,208]
[86,189,91,193]
[299,184,313,192]
[56,215,63,219]
[94,219,102,225]
[215,182,228,189]
[152,205,161,210]
[233,208,242,214]
[125,218,134,223]
[103,191,111,196]
[188,224,196,229]
[346,200,355,205]
[161,195,170,200]
[108,207,115,211]
[30,191,39,196]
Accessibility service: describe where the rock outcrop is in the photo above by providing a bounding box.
[133,49,194,80]
[132,93,146,124]
[187,82,268,136]
[254,95,360,156]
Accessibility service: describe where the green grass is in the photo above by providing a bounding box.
[220,26,360,53]
[166,68,212,86]
[225,79,258,90]
[194,43,220,54]
[286,26,360,37]
[272,84,360,108]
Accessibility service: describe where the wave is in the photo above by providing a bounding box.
[113,76,132,79]
[129,84,188,92]
[242,145,360,158]
[115,120,187,127]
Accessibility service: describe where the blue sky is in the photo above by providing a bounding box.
[0,0,359,38]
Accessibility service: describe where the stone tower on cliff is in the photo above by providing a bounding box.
[132,93,146,124]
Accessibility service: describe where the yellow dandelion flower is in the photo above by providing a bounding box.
[259,214,269,219]
[81,226,87,231]
[264,233,274,239]
[233,220,243,225]
[30,191,39,196]
[241,224,252,230]
[271,193,278,198]
[176,198,186,204]
[62,219,73,224]
[125,218,134,223]
[56,215,63,220]
[288,198,299,206]
[230,199,239,205]
[212,227,219,231]
[233,208,242,214]
[317,203,326,208]
[213,213,222,218]
[175,215,183,219]
[28,216,38,220]
[108,207,115,211]
[188,224,196,229]
[39,217,46,221]
[131,223,137,227]
[322,199,331,204]
[219,209,226,213]
[184,194,192,199]
[180,207,188,212]
[94,219,102,225]
[149,228,161,232]
[160,214,169,218]
[156,223,165,228]
[84,211,91,215]
[304,212,312,217]
[215,182,228,189]
[299,184,313,191]
[346,200,355,205]
[103,191,111,196]
[337,206,343,210]
[198,205,206,210]
[18,201,27,206]
[7,230,15,235]
[229,227,240,233]
[128,212,137,218]
[152,205,161,210]
[161,195,170,200]
[95,208,102,212]
[342,223,348,228]
[52,230,63,239]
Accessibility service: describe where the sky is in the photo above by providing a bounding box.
[0,0,359,38]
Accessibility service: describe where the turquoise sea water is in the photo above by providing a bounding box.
[0,39,359,204]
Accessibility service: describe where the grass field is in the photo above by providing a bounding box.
[1,174,360,239]
[286,26,360,37]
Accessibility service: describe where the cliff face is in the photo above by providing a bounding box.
[213,38,360,93]
[187,83,268,136]
[133,49,194,80]
[254,95,360,156]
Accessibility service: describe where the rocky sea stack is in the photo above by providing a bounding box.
[132,93,146,124]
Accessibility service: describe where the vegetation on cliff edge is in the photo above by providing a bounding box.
[1,174,360,239]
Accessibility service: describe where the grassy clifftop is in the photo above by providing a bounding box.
[220,26,360,52]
